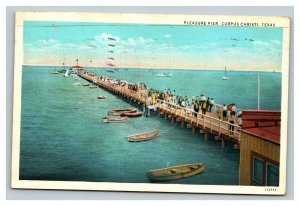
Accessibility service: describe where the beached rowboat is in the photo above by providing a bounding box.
[146,162,205,182]
[127,129,159,142]
[102,116,127,123]
[121,112,142,118]
[107,108,138,116]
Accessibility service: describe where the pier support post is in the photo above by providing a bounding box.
[172,117,174,124]
[221,138,225,148]
[205,132,208,142]
[215,136,221,141]
[192,126,195,135]
[181,121,185,128]
[165,113,167,120]
[199,129,205,134]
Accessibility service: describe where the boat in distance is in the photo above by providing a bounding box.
[63,70,69,77]
[107,108,138,116]
[51,71,60,74]
[121,112,142,118]
[222,66,229,80]
[127,129,159,142]
[155,73,173,77]
[102,116,127,123]
[146,162,205,182]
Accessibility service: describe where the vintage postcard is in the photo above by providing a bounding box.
[11,12,290,195]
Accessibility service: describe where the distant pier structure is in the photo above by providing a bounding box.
[78,70,244,148]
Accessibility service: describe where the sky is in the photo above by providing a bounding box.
[23,21,283,71]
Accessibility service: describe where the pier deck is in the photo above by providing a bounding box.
[78,71,241,147]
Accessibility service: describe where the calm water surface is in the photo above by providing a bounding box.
[20,66,281,185]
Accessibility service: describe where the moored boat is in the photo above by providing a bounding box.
[89,85,98,89]
[146,163,205,182]
[83,83,90,86]
[102,116,127,123]
[73,83,81,86]
[51,71,60,74]
[126,129,159,142]
[155,73,172,77]
[107,108,138,116]
[121,112,142,118]
[97,96,106,99]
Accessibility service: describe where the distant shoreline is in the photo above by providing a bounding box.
[22,65,282,73]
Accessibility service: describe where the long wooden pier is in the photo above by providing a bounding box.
[78,71,241,148]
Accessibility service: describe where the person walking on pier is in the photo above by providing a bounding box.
[217,106,222,119]
[222,104,227,121]
[194,100,200,117]
[231,103,236,115]
[206,97,210,112]
[209,98,215,112]
[201,100,207,115]
[228,111,235,135]
[200,94,206,106]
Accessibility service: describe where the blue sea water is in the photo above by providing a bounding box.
[19,66,281,185]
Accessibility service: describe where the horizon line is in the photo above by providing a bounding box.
[22,64,282,73]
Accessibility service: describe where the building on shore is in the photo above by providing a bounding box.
[239,110,281,186]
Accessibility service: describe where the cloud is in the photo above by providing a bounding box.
[270,40,281,45]
[37,39,60,45]
[94,33,121,43]
[252,40,270,46]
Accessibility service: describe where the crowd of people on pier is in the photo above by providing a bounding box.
[79,70,242,128]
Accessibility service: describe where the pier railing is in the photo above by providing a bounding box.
[79,71,241,142]
[156,99,241,142]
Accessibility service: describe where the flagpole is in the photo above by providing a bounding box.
[258,73,260,110]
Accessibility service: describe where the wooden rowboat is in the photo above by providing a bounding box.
[89,85,98,89]
[102,116,127,123]
[121,112,142,118]
[97,96,106,99]
[83,83,89,86]
[127,129,159,142]
[146,163,205,182]
[107,108,138,116]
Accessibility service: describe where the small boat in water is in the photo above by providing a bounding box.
[102,116,127,123]
[222,66,229,80]
[126,129,159,142]
[51,67,60,74]
[121,112,142,118]
[97,95,106,99]
[83,83,90,86]
[107,108,138,116]
[89,85,98,89]
[51,71,60,74]
[64,70,69,77]
[146,162,205,182]
[73,83,81,86]
[155,73,172,77]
